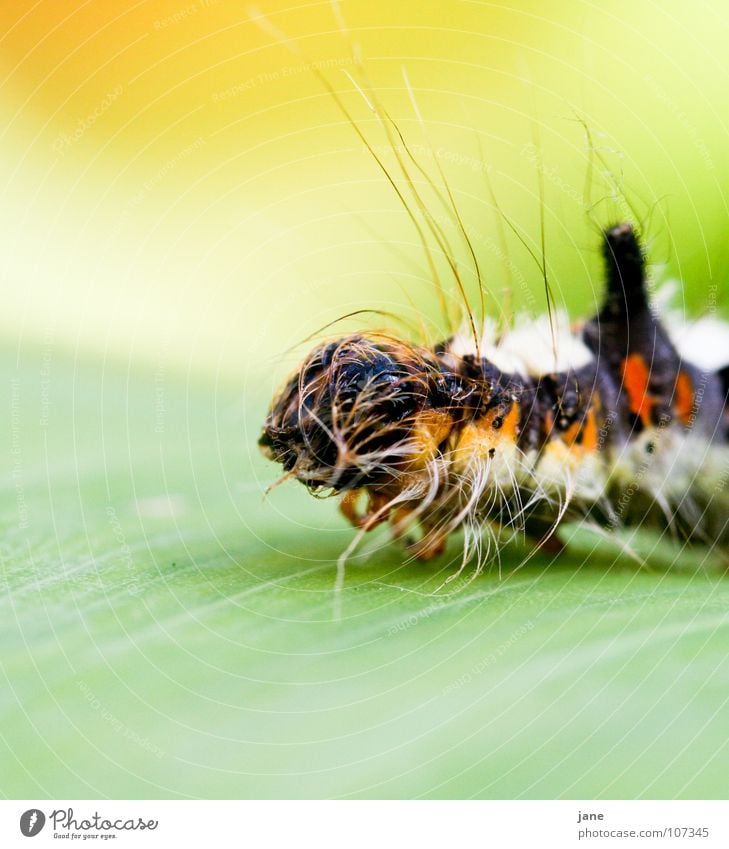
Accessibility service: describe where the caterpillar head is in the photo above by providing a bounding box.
[259,335,454,492]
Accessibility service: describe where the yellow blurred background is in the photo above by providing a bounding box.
[1,0,728,383]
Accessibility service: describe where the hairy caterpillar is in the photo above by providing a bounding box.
[260,220,729,570]
[250,3,729,572]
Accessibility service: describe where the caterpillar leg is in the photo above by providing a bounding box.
[389,506,416,541]
[535,534,565,556]
[339,489,392,531]
[407,521,449,561]
[340,493,448,559]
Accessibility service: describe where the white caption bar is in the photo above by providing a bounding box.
[2,800,728,848]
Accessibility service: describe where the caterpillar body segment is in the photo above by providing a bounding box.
[260,224,729,563]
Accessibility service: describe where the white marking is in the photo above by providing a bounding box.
[448,311,594,377]
[665,314,729,372]
[533,442,607,502]
[651,278,679,314]
[650,277,729,372]
[499,312,594,376]
[609,427,729,528]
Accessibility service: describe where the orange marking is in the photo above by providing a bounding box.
[562,420,581,447]
[543,409,554,437]
[559,408,598,453]
[502,403,520,439]
[581,409,599,452]
[621,353,657,427]
[675,371,694,425]
[451,403,520,469]
[481,403,520,439]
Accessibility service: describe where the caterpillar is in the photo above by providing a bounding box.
[259,220,729,571]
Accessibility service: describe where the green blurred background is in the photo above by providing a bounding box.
[2,0,729,799]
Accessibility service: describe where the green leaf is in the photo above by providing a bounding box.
[2,346,728,799]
